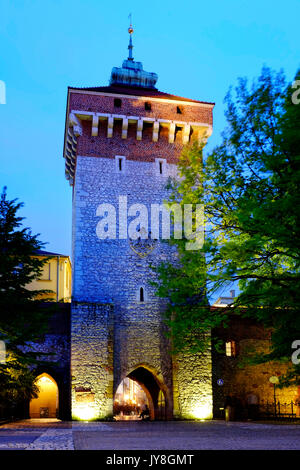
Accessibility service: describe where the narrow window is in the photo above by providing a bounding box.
[155,158,166,176]
[139,287,144,302]
[176,106,183,114]
[145,102,151,111]
[225,341,236,357]
[114,98,122,108]
[115,156,125,173]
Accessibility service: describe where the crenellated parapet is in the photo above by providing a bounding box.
[63,106,213,185]
[70,109,212,142]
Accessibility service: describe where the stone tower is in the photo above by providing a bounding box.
[63,26,215,420]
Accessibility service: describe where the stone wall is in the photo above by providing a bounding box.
[173,334,213,420]
[68,90,213,166]
[71,154,213,419]
[71,301,114,420]
[68,81,215,420]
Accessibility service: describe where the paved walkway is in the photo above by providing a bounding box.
[1,419,300,450]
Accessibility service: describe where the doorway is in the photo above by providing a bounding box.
[29,373,58,418]
[113,366,169,420]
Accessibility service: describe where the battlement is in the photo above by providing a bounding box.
[63,85,214,185]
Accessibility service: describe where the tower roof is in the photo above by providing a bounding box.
[109,21,158,89]
[69,83,215,105]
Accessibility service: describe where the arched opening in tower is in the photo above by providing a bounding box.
[114,377,149,420]
[113,367,167,421]
[29,373,59,419]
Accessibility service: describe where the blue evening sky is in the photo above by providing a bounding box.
[0,0,299,264]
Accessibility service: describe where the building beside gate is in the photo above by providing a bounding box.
[27,250,72,303]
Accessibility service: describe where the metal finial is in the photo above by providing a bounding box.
[128,13,134,60]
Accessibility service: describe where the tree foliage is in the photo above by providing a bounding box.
[0,188,53,411]
[154,67,300,384]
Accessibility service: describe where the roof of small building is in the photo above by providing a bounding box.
[35,249,70,258]
[68,84,215,106]
[212,296,235,307]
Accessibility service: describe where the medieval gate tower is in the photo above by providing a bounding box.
[63,26,215,421]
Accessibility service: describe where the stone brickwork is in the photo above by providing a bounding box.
[173,336,213,419]
[72,155,178,303]
[66,77,215,420]
[70,148,213,419]
[71,301,114,420]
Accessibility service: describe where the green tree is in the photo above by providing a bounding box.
[0,187,52,414]
[154,67,300,385]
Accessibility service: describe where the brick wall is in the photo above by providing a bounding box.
[69,91,213,125]
[70,152,213,419]
[68,90,213,165]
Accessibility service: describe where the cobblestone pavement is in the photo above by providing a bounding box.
[1,419,300,450]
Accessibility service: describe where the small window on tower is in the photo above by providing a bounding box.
[155,158,166,176]
[177,106,183,114]
[139,287,145,302]
[145,102,151,111]
[114,98,122,108]
[115,155,126,173]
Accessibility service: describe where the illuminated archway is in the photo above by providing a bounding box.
[114,366,171,420]
[114,377,149,420]
[29,373,58,418]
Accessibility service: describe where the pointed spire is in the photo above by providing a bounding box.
[128,14,134,61]
[109,16,158,89]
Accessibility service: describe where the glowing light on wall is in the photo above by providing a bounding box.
[191,402,212,420]
[72,405,98,421]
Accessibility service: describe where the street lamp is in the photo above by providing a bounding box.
[269,376,279,416]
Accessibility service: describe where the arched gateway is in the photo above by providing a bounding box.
[66,27,214,421]
[113,366,171,420]
[29,373,58,418]
[127,367,169,420]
